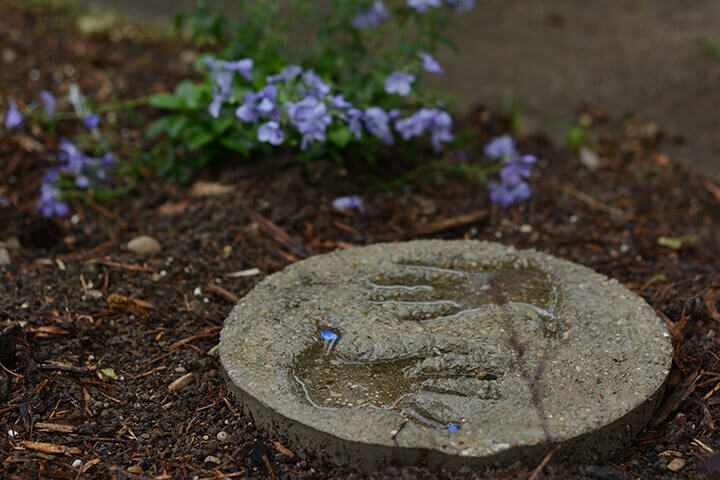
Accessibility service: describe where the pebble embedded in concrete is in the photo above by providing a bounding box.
[220,240,672,471]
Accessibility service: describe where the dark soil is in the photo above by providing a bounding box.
[2,3,720,479]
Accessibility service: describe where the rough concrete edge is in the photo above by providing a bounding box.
[219,240,673,472]
[220,356,668,473]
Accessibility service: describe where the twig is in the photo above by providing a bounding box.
[20,441,81,455]
[38,363,90,375]
[206,284,239,303]
[90,260,155,273]
[549,180,632,220]
[411,210,488,237]
[529,445,560,480]
[249,210,308,259]
[261,454,276,480]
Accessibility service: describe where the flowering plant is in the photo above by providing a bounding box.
[148,0,474,174]
[2,0,540,218]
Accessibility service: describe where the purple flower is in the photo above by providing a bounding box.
[407,0,442,12]
[236,85,279,123]
[57,139,115,188]
[445,0,475,12]
[206,57,253,81]
[343,108,364,139]
[331,94,352,110]
[36,169,69,218]
[83,114,99,129]
[384,71,415,96]
[332,195,364,212]
[488,180,531,208]
[257,121,285,146]
[267,65,302,84]
[40,90,56,120]
[4,100,23,130]
[205,57,253,117]
[363,107,393,145]
[218,59,254,81]
[209,70,233,118]
[486,135,538,207]
[430,110,453,151]
[286,96,332,150]
[484,135,517,159]
[395,108,453,151]
[302,71,331,99]
[58,139,87,175]
[352,1,389,29]
[418,52,444,74]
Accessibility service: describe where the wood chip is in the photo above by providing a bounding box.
[272,441,295,459]
[107,294,158,321]
[654,370,700,426]
[667,457,686,472]
[226,268,261,278]
[21,441,81,455]
[27,326,70,336]
[81,458,101,473]
[249,210,308,259]
[168,373,194,393]
[411,210,488,237]
[191,181,234,197]
[35,422,76,433]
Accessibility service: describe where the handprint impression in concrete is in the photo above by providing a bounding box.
[293,262,561,428]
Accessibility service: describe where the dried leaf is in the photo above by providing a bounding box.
[100,368,118,380]
[657,235,695,249]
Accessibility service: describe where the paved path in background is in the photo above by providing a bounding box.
[79,0,720,175]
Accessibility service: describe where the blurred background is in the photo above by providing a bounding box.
[75,0,720,176]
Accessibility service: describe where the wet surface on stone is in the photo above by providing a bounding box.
[293,263,553,427]
[220,240,673,469]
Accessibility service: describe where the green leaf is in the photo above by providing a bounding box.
[148,93,185,110]
[175,80,201,109]
[187,129,216,149]
[328,126,352,148]
[220,136,252,155]
[145,115,187,139]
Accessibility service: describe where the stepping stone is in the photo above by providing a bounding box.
[220,240,672,471]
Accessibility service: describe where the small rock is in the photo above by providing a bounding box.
[579,146,601,170]
[216,431,228,442]
[175,366,187,374]
[204,455,221,464]
[0,248,10,266]
[127,236,161,256]
[168,373,194,393]
[86,289,104,299]
[2,237,20,251]
[667,458,686,472]
[191,181,234,197]
[71,459,82,468]
[2,48,17,63]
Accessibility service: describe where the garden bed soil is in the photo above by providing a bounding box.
[2,3,720,479]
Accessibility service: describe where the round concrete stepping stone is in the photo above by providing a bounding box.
[220,240,672,471]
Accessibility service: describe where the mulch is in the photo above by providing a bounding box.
[1,2,720,479]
